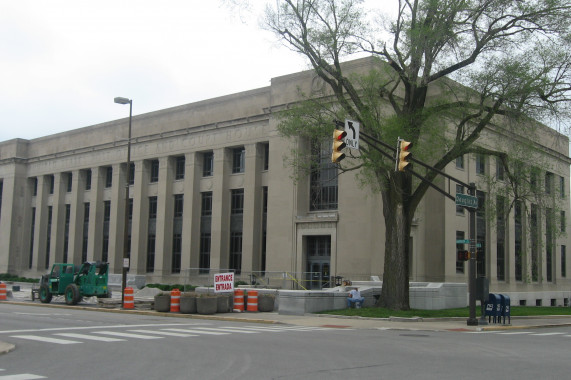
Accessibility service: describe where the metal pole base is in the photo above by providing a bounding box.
[466,318,479,326]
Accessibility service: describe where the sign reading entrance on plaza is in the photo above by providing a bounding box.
[214,272,234,293]
[455,193,478,209]
[345,119,360,150]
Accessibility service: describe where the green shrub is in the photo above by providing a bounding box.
[0,273,40,283]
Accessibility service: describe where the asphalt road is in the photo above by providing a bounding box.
[1,303,570,380]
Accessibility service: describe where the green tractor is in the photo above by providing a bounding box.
[38,261,110,305]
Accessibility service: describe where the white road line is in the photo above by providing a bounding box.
[0,323,205,335]
[128,330,198,337]
[10,335,81,345]
[193,327,258,334]
[497,332,533,335]
[163,328,230,336]
[93,331,162,340]
[0,374,46,379]
[532,332,567,336]
[54,333,125,342]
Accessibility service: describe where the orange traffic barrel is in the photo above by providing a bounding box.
[246,290,258,312]
[123,287,134,309]
[170,288,181,312]
[233,289,244,312]
[0,282,6,301]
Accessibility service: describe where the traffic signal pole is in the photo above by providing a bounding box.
[467,183,478,326]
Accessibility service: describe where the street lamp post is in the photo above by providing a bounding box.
[114,96,132,307]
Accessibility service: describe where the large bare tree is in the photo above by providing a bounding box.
[264,0,571,310]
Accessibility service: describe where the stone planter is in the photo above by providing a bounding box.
[197,296,217,315]
[216,294,231,313]
[258,293,275,312]
[179,294,197,314]
[154,293,171,312]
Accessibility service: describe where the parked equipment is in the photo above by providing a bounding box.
[38,261,110,305]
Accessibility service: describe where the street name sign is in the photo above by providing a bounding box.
[455,193,478,209]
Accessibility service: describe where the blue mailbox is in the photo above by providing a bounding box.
[485,293,501,323]
[500,294,511,324]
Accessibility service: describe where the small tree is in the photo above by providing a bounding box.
[264,0,571,309]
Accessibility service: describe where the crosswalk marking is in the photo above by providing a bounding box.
[128,329,198,337]
[93,331,162,340]
[54,333,125,342]
[0,374,46,379]
[193,327,258,334]
[10,335,81,345]
[163,328,230,335]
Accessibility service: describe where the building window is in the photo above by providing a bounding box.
[66,172,73,193]
[63,204,71,263]
[514,201,523,281]
[29,207,36,269]
[232,147,246,174]
[455,185,465,214]
[456,231,466,274]
[175,156,185,180]
[172,194,183,274]
[561,211,566,233]
[203,152,214,177]
[150,159,160,183]
[200,192,212,273]
[261,186,268,274]
[530,204,539,282]
[230,189,244,273]
[545,172,554,194]
[147,196,158,272]
[105,167,113,188]
[102,201,111,262]
[546,208,554,282]
[46,206,53,269]
[32,177,38,196]
[562,245,566,278]
[496,158,504,181]
[263,143,269,171]
[310,139,338,211]
[476,154,485,175]
[84,169,92,190]
[455,155,464,169]
[82,203,90,263]
[128,163,135,185]
[48,174,55,194]
[496,196,506,281]
[560,176,565,198]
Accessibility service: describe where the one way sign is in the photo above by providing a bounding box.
[345,119,360,150]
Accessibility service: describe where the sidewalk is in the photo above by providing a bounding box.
[2,284,571,356]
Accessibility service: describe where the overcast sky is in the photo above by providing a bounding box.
[0,0,313,141]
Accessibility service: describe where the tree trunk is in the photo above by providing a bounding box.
[377,171,411,310]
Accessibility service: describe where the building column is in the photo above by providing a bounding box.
[155,156,174,275]
[67,170,84,266]
[50,173,66,264]
[87,167,104,262]
[131,160,148,274]
[181,152,200,270]
[108,163,124,273]
[210,148,229,270]
[241,143,263,274]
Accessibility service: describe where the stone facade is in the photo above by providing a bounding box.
[1,58,570,306]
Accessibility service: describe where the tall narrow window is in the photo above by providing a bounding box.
[203,152,214,177]
[172,194,183,273]
[562,245,567,278]
[261,186,268,274]
[263,143,269,171]
[147,196,157,272]
[232,147,245,174]
[560,176,565,198]
[48,175,55,194]
[496,158,504,181]
[546,208,554,282]
[530,204,539,282]
[310,139,338,211]
[82,203,90,263]
[46,206,53,269]
[561,211,566,233]
[105,167,113,188]
[175,156,185,180]
[456,155,464,169]
[476,154,485,175]
[230,189,244,273]
[545,172,554,194]
[199,192,213,273]
[32,177,38,196]
[150,159,160,183]
[496,196,506,281]
[102,201,111,262]
[63,204,71,263]
[128,163,135,185]
[29,207,36,269]
[66,173,73,193]
[84,169,92,190]
[515,201,523,281]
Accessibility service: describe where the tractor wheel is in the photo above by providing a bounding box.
[39,284,52,304]
[65,284,81,305]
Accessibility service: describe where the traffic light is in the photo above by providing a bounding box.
[397,140,413,171]
[457,250,470,261]
[331,129,347,163]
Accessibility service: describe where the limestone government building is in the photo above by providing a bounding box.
[1,58,570,306]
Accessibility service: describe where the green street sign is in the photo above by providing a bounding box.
[455,193,478,209]
[456,239,470,244]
